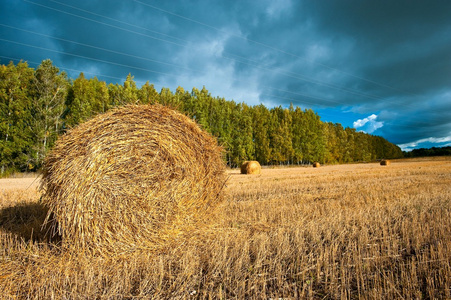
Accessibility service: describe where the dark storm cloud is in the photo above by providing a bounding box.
[1,0,450,150]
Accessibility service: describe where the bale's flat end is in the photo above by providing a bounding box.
[380,160,391,166]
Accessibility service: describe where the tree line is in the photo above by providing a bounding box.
[0,59,403,176]
[403,146,451,158]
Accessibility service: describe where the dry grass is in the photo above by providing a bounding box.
[1,157,450,299]
[40,105,226,255]
[0,177,40,191]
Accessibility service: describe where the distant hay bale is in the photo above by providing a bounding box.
[380,160,391,166]
[40,105,226,254]
[240,161,261,175]
[313,162,320,168]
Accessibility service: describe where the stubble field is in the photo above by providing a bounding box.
[1,157,450,299]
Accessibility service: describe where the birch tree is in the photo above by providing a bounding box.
[32,59,69,167]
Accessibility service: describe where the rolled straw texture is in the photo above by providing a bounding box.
[40,105,226,254]
[240,161,261,175]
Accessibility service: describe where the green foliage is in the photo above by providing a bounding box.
[404,146,451,158]
[31,59,69,168]
[252,104,271,164]
[137,81,159,105]
[229,103,254,167]
[64,73,109,128]
[0,61,35,175]
[0,60,404,174]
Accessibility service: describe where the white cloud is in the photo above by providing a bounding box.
[353,114,383,133]
[398,135,451,151]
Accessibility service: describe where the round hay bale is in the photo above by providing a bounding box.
[40,105,226,254]
[240,161,261,175]
[380,160,390,166]
[313,162,320,168]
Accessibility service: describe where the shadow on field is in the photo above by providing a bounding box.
[0,202,61,244]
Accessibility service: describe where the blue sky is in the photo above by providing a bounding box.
[1,0,450,151]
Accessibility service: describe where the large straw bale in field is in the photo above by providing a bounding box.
[313,162,320,168]
[40,105,226,254]
[380,160,391,166]
[240,161,261,175]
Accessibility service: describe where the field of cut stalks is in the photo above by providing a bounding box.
[1,157,450,299]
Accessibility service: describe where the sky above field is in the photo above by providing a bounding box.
[1,0,450,151]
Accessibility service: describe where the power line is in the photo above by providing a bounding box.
[0,38,176,77]
[0,54,439,130]
[0,55,130,82]
[133,0,420,98]
[47,0,189,45]
[0,23,202,73]
[23,0,188,49]
[0,28,388,116]
[222,53,383,101]
[22,0,394,106]
[0,36,434,126]
[11,0,446,123]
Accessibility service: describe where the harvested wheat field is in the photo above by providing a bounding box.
[1,157,450,299]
